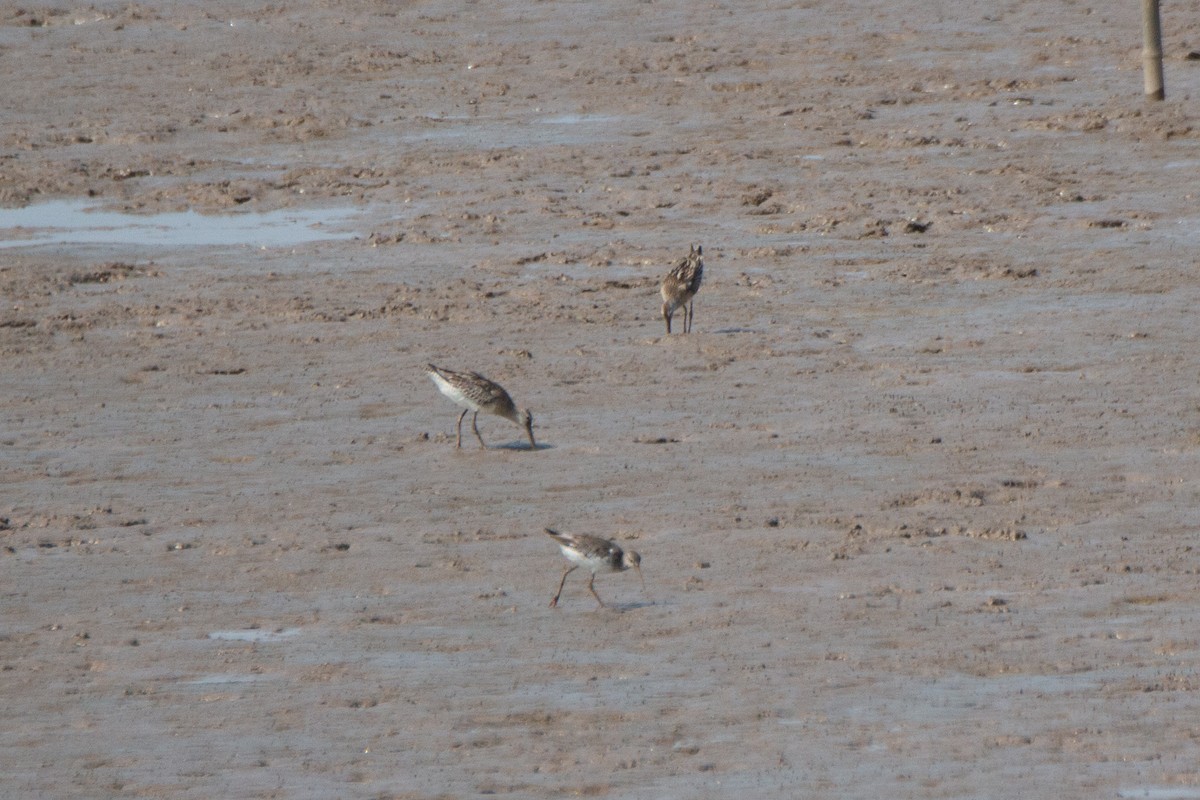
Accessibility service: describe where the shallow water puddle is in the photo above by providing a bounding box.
[186,674,274,686]
[0,199,357,248]
[208,627,301,643]
[397,112,635,148]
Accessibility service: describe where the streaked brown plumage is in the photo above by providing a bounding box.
[660,244,704,334]
[544,528,643,609]
[426,363,535,449]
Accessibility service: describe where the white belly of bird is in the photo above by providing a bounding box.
[559,545,604,572]
[430,372,481,411]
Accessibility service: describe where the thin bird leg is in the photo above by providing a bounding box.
[455,408,469,448]
[663,305,672,335]
[685,299,694,333]
[587,573,606,608]
[550,565,578,608]
[471,411,486,449]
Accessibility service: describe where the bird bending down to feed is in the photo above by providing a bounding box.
[426,363,535,449]
[660,244,704,334]
[544,528,643,608]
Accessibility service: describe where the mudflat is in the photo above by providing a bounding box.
[4,2,1200,797]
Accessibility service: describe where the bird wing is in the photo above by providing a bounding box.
[466,373,513,406]
[544,529,617,559]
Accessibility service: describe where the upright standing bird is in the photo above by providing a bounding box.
[544,528,643,609]
[426,363,536,449]
[660,244,704,334]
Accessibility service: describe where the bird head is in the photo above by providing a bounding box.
[623,550,644,590]
[521,408,536,449]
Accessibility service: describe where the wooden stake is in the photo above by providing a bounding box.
[1142,0,1165,100]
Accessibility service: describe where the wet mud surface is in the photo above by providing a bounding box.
[4,1,1200,797]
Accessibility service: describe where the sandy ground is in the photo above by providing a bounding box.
[5,1,1200,797]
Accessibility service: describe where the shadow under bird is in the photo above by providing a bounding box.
[660,244,704,334]
[426,363,535,449]
[544,528,643,609]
